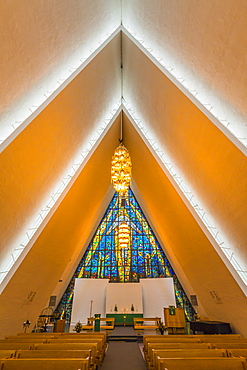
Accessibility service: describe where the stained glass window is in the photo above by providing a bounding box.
[54,189,195,321]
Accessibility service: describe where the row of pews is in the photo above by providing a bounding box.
[143,333,247,370]
[0,331,107,369]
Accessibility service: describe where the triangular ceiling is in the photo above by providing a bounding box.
[0,1,247,337]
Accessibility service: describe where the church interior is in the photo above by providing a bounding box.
[0,1,247,366]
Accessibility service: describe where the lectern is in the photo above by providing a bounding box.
[164,307,186,334]
[55,319,66,333]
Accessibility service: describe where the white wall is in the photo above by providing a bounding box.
[70,278,109,329]
[141,278,176,321]
[71,278,176,329]
[106,283,143,313]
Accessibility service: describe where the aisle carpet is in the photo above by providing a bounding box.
[108,326,136,336]
[101,341,147,370]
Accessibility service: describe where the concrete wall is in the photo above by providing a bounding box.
[123,0,247,119]
[0,0,121,117]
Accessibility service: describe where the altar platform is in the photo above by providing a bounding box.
[104,325,160,342]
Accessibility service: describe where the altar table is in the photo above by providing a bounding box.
[106,313,143,326]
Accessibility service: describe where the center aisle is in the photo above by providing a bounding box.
[101,341,147,370]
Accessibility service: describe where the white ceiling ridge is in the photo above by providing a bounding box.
[122,99,247,296]
[0,25,122,154]
[121,26,247,156]
[0,100,122,294]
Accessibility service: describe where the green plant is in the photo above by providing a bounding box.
[74,321,83,333]
[157,320,166,335]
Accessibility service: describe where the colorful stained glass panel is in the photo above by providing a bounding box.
[54,189,195,321]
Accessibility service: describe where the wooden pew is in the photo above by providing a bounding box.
[0,339,46,343]
[58,333,107,354]
[0,358,90,370]
[6,333,106,360]
[13,332,107,346]
[34,342,98,369]
[213,343,247,349]
[44,337,105,360]
[143,335,203,353]
[143,334,241,347]
[145,342,212,363]
[189,334,241,342]
[0,344,33,350]
[150,349,226,370]
[193,334,241,339]
[157,356,246,370]
[202,337,247,343]
[14,332,107,349]
[59,332,107,348]
[228,349,247,358]
[134,317,161,330]
[16,349,91,359]
[6,335,55,340]
[83,317,115,330]
[0,351,15,359]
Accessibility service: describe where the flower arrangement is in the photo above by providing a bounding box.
[157,320,166,335]
[74,321,83,333]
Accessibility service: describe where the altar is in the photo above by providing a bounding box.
[70,277,176,331]
[106,313,143,325]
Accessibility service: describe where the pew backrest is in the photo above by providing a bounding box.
[227,349,247,357]
[213,343,247,349]
[45,337,103,355]
[157,356,246,370]
[6,335,54,340]
[146,342,212,359]
[16,349,91,359]
[151,348,226,369]
[202,338,247,343]
[0,339,46,343]
[143,336,202,351]
[0,358,90,370]
[0,344,33,350]
[0,351,15,359]
[34,342,98,365]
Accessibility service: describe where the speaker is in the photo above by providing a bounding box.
[190,295,198,306]
[49,295,57,307]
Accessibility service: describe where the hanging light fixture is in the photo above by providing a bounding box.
[118,222,130,249]
[111,144,132,196]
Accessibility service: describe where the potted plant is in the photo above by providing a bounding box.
[114,304,118,312]
[131,304,135,312]
[74,321,83,333]
[157,320,166,335]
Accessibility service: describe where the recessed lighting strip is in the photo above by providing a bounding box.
[123,99,247,295]
[0,25,121,153]
[0,100,122,292]
[122,26,247,156]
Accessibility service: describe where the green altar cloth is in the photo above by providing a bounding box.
[106,313,143,325]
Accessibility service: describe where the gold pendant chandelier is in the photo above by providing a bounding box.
[111,144,132,196]
[118,222,130,248]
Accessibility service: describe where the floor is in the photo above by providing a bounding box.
[100,326,150,369]
[101,341,147,370]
